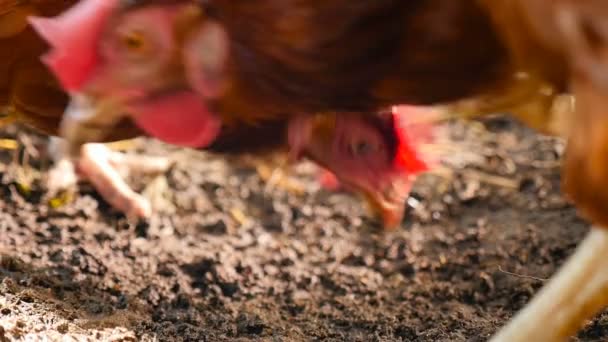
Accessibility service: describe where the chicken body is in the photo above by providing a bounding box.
[212,0,596,228]
[214,0,571,137]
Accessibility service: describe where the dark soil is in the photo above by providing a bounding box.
[0,117,605,341]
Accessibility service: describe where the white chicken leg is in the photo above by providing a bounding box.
[46,137,173,218]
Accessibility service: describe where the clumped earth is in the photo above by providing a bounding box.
[0,116,605,341]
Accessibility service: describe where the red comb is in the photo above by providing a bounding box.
[28,0,120,92]
[391,105,438,174]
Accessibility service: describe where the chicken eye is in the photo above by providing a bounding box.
[102,7,175,67]
[349,140,378,156]
[120,30,147,54]
[106,27,157,63]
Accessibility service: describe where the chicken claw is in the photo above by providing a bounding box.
[46,137,173,218]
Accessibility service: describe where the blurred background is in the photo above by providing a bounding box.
[1,116,600,341]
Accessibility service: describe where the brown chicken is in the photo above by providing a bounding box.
[38,1,608,340]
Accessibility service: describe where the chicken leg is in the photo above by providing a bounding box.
[46,137,173,218]
[492,1,608,340]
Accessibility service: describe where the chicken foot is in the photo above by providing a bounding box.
[46,137,173,218]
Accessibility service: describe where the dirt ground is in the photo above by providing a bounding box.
[0,116,605,341]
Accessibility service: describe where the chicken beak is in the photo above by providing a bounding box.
[374,199,405,229]
[59,94,129,157]
[364,177,414,229]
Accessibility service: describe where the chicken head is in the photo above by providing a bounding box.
[29,0,225,154]
[290,105,438,228]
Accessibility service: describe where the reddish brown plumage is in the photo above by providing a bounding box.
[209,0,510,120]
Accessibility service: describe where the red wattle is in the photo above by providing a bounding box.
[130,92,221,149]
[318,169,342,191]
